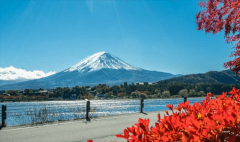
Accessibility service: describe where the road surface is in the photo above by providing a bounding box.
[0,110,171,142]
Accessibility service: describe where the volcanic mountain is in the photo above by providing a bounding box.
[0,52,181,90]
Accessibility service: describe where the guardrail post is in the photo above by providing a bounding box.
[184,96,187,103]
[140,98,144,113]
[86,100,90,121]
[2,105,6,127]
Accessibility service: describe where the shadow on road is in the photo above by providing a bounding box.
[141,112,148,115]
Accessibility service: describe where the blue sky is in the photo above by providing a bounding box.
[0,0,235,75]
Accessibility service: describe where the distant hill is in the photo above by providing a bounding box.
[158,69,240,84]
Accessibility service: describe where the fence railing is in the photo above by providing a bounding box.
[0,97,187,129]
[1,105,6,128]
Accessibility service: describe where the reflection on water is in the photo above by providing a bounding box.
[0,98,205,126]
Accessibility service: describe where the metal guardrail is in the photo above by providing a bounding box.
[86,100,90,121]
[1,105,6,128]
[140,98,144,113]
[0,97,187,128]
[184,96,187,102]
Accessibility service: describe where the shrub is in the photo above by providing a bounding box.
[189,89,197,97]
[139,93,148,99]
[178,89,189,97]
[154,93,162,98]
[114,87,240,141]
[131,92,139,99]
[162,90,170,98]
[198,90,205,97]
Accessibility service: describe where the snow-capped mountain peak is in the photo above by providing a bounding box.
[0,52,181,89]
[65,52,141,73]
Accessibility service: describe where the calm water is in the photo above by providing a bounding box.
[0,98,205,126]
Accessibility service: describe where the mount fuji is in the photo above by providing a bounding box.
[0,52,181,90]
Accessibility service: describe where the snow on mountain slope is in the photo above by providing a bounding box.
[65,51,141,73]
[0,66,56,80]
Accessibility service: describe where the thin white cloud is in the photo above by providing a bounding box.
[0,66,56,80]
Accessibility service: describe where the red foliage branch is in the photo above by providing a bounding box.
[115,87,240,141]
[196,0,240,75]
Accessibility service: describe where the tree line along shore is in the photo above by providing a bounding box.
[0,81,239,102]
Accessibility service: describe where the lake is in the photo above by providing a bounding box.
[0,98,206,126]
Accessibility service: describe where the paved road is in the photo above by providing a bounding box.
[0,110,171,142]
